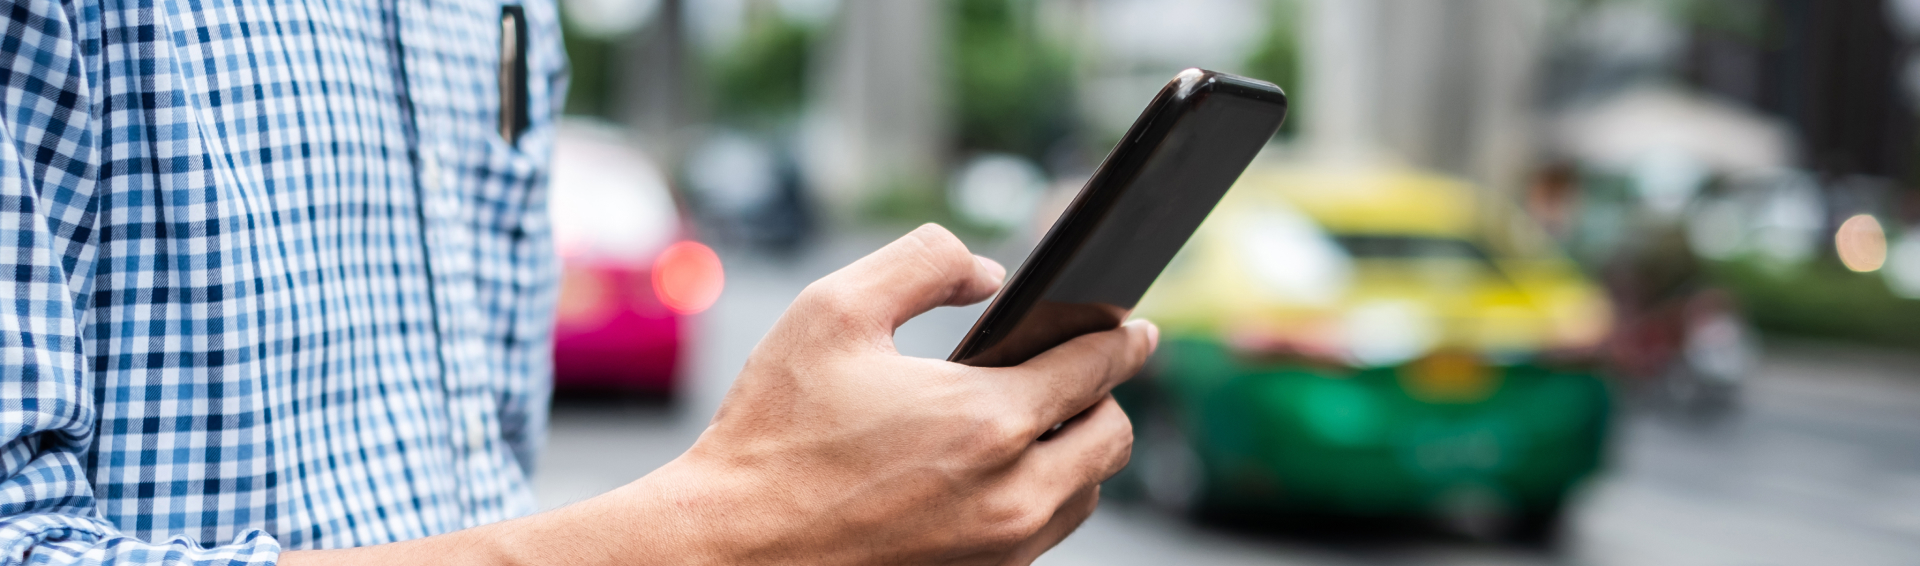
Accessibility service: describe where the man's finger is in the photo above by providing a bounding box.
[997,486,1100,566]
[1028,396,1134,486]
[1001,320,1157,433]
[993,397,1129,565]
[804,224,1004,333]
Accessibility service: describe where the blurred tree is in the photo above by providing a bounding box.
[1683,0,1768,40]
[1242,0,1304,138]
[710,3,819,130]
[948,0,1076,160]
[560,12,621,118]
[559,0,701,166]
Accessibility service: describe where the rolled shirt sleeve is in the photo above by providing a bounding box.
[0,0,561,554]
[0,0,280,562]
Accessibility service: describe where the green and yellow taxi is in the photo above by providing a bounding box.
[1115,165,1613,541]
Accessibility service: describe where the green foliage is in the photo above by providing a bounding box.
[709,8,818,129]
[1242,0,1303,138]
[1680,0,1771,41]
[858,176,1003,239]
[948,0,1075,159]
[558,10,621,119]
[1711,258,1920,350]
[1566,0,1770,42]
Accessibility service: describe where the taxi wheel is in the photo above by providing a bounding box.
[1503,501,1567,550]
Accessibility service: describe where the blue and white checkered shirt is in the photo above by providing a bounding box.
[0,0,565,562]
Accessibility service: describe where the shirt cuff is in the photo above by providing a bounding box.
[0,513,282,566]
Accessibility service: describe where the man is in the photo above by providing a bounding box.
[0,0,1150,564]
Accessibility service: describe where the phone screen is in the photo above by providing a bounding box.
[949,69,1287,368]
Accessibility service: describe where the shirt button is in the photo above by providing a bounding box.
[466,414,489,449]
[420,152,443,192]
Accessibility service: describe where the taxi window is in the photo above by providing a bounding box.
[1333,235,1497,265]
[1331,235,1508,287]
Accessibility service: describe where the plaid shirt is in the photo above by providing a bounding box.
[0,0,565,562]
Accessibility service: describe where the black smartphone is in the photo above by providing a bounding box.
[949,69,1287,368]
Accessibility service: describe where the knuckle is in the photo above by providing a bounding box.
[1100,339,1129,379]
[797,280,852,311]
[908,224,974,272]
[1077,341,1127,389]
[1107,417,1135,475]
[974,500,1049,550]
[797,282,869,325]
[961,406,1033,461]
[912,223,967,255]
[994,414,1037,446]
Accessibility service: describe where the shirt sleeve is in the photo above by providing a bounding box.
[0,0,281,563]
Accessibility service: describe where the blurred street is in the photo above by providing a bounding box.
[536,1,1920,562]
[536,234,1920,566]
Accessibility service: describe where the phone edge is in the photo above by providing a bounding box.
[947,69,1288,365]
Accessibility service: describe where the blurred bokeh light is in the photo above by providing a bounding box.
[1838,214,1890,272]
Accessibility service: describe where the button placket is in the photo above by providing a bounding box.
[424,146,485,456]
[419,147,461,221]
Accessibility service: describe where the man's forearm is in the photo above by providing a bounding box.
[278,459,741,566]
[284,226,1149,566]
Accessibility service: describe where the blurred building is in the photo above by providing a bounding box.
[801,0,949,216]
[1056,0,1271,138]
[1302,0,1548,194]
[1684,0,1916,185]
[620,0,701,165]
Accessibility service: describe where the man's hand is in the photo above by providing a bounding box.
[652,223,1155,564]
[283,224,1155,566]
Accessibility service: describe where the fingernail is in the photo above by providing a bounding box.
[975,255,1007,282]
[1135,319,1160,352]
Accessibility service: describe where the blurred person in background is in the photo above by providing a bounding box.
[0,0,1151,564]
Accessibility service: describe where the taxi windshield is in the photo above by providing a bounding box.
[1333,235,1498,265]
[1330,235,1507,287]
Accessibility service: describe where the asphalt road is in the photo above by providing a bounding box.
[534,232,1920,565]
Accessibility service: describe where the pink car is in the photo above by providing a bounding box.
[548,122,723,394]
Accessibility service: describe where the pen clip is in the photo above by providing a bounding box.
[499,5,529,145]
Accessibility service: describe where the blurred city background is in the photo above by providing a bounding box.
[534,0,1920,564]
